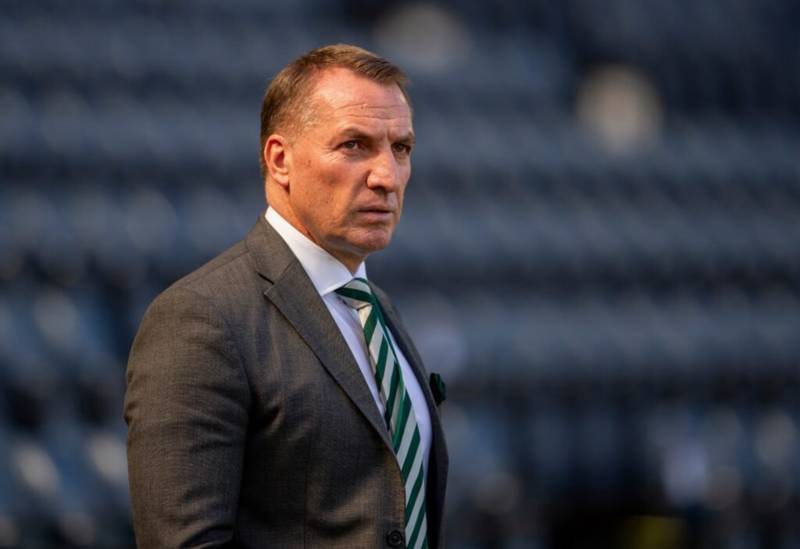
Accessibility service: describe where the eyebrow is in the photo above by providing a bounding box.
[398,132,416,147]
[337,126,416,146]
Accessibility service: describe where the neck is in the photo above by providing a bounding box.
[268,201,364,275]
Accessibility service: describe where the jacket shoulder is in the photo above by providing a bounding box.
[172,240,253,294]
[153,236,268,308]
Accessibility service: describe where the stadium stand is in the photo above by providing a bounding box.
[1,0,799,546]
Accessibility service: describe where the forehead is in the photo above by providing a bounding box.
[307,68,412,131]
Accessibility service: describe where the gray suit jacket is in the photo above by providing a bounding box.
[124,215,448,548]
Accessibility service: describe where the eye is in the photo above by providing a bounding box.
[393,143,412,155]
[340,140,360,150]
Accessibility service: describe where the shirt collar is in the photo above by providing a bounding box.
[265,207,367,297]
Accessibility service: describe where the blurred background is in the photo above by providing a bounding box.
[1,0,800,547]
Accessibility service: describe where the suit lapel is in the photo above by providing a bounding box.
[246,216,394,453]
[247,215,447,547]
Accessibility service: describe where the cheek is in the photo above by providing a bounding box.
[313,165,359,225]
[397,170,410,203]
[323,165,363,201]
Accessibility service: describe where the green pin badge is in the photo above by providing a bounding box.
[429,373,447,405]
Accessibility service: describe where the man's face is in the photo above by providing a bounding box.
[284,68,414,270]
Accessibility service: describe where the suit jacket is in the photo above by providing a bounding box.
[124,215,448,548]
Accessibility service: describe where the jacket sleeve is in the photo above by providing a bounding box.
[124,286,250,548]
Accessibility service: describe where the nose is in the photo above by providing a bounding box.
[366,147,401,192]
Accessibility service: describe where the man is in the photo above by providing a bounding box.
[124,44,448,548]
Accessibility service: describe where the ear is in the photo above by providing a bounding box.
[264,134,291,188]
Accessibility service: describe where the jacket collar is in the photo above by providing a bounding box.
[264,207,367,297]
[246,214,448,547]
[246,214,395,451]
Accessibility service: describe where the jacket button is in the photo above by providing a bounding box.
[386,529,404,547]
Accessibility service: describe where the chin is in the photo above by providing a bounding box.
[347,229,394,255]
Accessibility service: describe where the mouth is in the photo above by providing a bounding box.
[356,207,395,221]
[358,202,395,212]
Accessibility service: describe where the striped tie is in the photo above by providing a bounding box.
[336,278,428,549]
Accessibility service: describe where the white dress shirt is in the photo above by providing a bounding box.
[265,207,432,473]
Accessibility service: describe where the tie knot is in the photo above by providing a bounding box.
[335,277,375,311]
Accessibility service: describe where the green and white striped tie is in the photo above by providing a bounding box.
[336,277,428,549]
